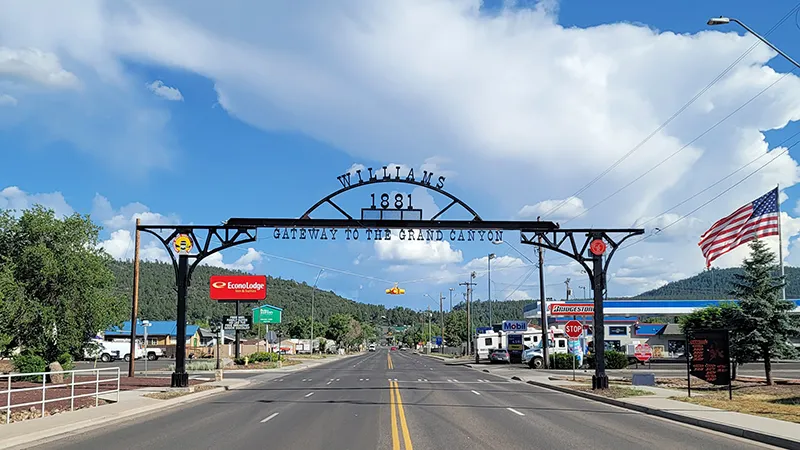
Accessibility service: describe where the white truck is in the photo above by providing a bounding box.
[84,339,145,362]
[474,327,567,363]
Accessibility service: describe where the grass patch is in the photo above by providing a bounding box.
[143,384,218,400]
[567,384,654,399]
[672,384,800,423]
[229,359,302,370]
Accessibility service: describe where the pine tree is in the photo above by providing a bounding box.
[732,239,798,385]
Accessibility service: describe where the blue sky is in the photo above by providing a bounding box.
[2,0,800,312]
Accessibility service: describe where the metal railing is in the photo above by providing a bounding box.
[1,367,120,424]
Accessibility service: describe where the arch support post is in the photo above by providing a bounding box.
[520,228,644,389]
[136,225,257,387]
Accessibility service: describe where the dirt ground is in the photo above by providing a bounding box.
[1,376,202,424]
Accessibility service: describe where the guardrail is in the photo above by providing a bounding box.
[1,367,120,424]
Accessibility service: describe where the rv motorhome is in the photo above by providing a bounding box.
[474,326,566,363]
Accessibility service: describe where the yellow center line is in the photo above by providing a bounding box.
[390,380,400,450]
[393,380,414,450]
[388,353,393,369]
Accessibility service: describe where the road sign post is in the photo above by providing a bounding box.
[564,319,582,381]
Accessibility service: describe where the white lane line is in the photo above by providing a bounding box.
[453,379,459,382]
[305,392,315,398]
[326,381,332,385]
[260,412,280,423]
[507,408,525,416]
[417,378,422,382]
[366,378,369,381]
[471,390,481,396]
[359,378,364,381]
[336,378,340,381]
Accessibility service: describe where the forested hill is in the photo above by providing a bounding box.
[634,266,800,299]
[108,260,421,326]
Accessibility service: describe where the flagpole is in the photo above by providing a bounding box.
[778,184,786,301]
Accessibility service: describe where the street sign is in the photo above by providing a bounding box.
[434,336,443,346]
[252,304,283,324]
[501,320,527,332]
[210,275,267,300]
[590,239,606,256]
[564,320,583,339]
[634,343,652,362]
[222,315,251,331]
[549,303,593,315]
[173,234,193,254]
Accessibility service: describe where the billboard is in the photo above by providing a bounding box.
[210,275,267,301]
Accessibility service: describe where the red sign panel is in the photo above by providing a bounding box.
[210,275,267,300]
[564,320,583,339]
[549,303,594,316]
[634,344,652,362]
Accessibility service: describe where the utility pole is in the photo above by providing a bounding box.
[537,216,548,369]
[310,269,324,356]
[427,305,432,354]
[128,217,141,378]
[488,253,496,326]
[459,273,477,355]
[439,292,444,351]
[565,278,571,301]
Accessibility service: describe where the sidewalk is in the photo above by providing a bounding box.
[476,365,800,450]
[0,378,249,450]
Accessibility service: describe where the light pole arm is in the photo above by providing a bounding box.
[730,18,800,70]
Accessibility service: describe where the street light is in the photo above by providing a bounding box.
[488,253,496,326]
[707,16,800,70]
[310,269,324,355]
[142,320,151,376]
[579,286,587,300]
[448,287,454,311]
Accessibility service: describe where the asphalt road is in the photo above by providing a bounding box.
[37,349,778,450]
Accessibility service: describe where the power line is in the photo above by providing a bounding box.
[543,2,800,219]
[562,70,793,225]
[621,138,800,250]
[632,128,800,229]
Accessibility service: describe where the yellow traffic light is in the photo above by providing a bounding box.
[385,285,405,295]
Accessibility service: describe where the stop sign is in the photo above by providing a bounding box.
[634,344,652,362]
[564,320,583,339]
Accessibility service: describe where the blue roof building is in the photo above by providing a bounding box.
[104,320,200,345]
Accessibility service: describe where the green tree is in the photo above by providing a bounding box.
[444,310,468,345]
[0,207,125,362]
[326,313,352,347]
[731,239,798,385]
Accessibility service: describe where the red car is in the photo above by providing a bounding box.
[390,346,398,351]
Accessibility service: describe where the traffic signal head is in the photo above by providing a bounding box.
[385,286,406,295]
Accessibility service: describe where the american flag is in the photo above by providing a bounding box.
[698,187,780,267]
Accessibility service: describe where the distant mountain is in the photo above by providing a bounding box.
[108,260,421,326]
[634,266,799,299]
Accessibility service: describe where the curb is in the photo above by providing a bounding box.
[519,378,800,450]
[0,382,244,450]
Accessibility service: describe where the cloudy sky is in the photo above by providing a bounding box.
[2,0,800,312]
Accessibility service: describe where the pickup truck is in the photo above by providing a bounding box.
[145,347,164,361]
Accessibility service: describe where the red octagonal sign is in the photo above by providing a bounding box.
[564,320,583,339]
[635,343,652,362]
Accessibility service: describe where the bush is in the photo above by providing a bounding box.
[248,352,280,363]
[13,353,47,381]
[548,353,578,369]
[57,352,75,371]
[584,350,630,370]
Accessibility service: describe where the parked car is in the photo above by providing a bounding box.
[390,346,398,351]
[523,348,544,369]
[145,347,164,361]
[489,348,510,364]
[369,343,376,352]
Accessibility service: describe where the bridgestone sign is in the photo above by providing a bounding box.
[549,304,594,316]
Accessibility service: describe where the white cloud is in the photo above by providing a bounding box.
[0,186,74,218]
[201,247,264,272]
[0,94,17,106]
[146,80,183,101]
[0,47,79,88]
[374,229,463,264]
[519,197,585,220]
[3,2,800,294]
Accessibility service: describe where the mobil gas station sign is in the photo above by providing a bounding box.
[501,320,528,332]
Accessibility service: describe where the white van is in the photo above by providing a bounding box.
[368,343,376,352]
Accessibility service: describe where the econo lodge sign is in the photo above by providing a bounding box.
[210,275,267,301]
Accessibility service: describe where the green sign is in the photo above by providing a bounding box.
[253,304,282,324]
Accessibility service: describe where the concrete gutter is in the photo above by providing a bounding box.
[517,378,800,450]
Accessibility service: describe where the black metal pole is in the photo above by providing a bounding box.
[686,331,691,398]
[591,250,608,390]
[172,255,190,388]
[235,301,241,359]
[538,245,548,369]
